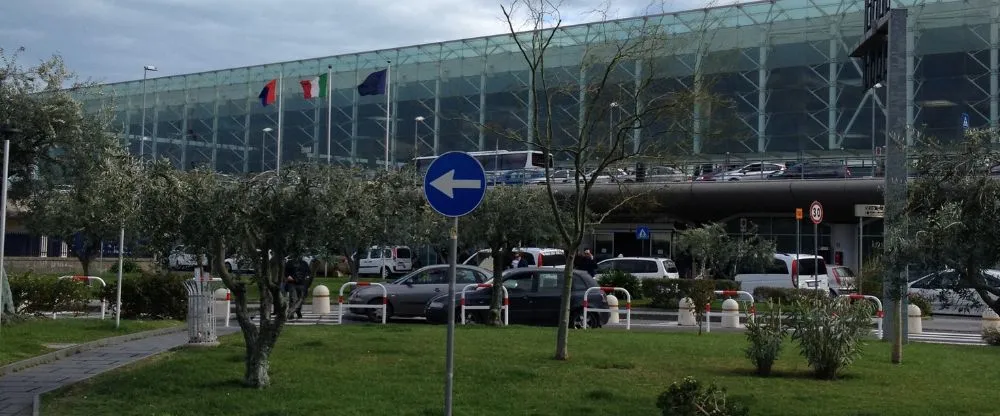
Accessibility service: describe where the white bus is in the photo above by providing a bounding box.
[414,150,553,177]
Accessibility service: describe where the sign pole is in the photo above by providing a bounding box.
[813,222,819,289]
[858,216,864,294]
[444,217,457,416]
[795,208,802,283]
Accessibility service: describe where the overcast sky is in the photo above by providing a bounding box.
[1,0,725,84]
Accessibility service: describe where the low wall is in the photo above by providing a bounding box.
[3,257,156,275]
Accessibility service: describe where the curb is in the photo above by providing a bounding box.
[0,325,185,378]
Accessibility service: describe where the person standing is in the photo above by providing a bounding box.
[284,257,312,319]
[578,249,598,277]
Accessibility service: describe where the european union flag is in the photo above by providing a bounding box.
[357,69,388,96]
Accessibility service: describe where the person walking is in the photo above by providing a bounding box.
[284,257,312,319]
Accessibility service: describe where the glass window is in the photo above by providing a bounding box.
[635,260,659,273]
[395,247,411,258]
[500,153,528,170]
[382,248,392,258]
[411,269,447,284]
[367,249,381,259]
[539,253,566,267]
[743,164,761,172]
[502,272,534,292]
[538,272,561,289]
[597,260,616,272]
[455,269,478,284]
[662,260,678,274]
[517,252,536,266]
[797,258,826,276]
[766,259,788,274]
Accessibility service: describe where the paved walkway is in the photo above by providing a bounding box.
[0,326,239,416]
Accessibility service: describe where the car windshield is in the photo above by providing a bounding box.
[392,268,433,284]
[395,247,411,258]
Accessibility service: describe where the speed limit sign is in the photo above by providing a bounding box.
[809,201,824,224]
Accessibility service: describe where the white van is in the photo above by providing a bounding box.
[462,247,566,271]
[734,253,830,295]
[595,257,680,280]
[357,246,413,278]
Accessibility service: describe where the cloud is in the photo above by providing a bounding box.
[1,0,725,83]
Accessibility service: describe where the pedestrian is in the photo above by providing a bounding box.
[284,256,312,319]
[579,249,598,277]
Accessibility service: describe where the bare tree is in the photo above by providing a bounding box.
[496,0,722,359]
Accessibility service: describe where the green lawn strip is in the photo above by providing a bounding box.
[42,325,1000,415]
[0,318,181,366]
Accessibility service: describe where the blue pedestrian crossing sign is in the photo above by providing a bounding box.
[962,112,970,130]
[423,151,487,218]
[635,226,650,241]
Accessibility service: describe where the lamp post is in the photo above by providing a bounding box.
[413,116,425,158]
[261,127,273,173]
[0,122,20,328]
[140,65,158,160]
[609,102,619,149]
[871,82,883,172]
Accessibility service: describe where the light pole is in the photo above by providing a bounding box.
[261,127,273,173]
[0,122,20,328]
[140,65,158,160]
[413,116,425,158]
[609,102,619,149]
[870,82,883,172]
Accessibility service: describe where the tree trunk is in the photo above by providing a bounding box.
[488,246,505,326]
[554,252,577,360]
[80,256,91,277]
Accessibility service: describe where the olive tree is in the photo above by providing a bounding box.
[460,185,562,324]
[497,0,722,360]
[885,130,1000,316]
[675,222,776,280]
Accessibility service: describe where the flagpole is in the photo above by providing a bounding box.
[384,60,392,171]
[276,70,284,177]
[326,65,333,165]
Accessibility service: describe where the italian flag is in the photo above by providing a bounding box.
[299,73,328,99]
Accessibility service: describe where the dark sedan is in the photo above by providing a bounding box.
[768,161,851,180]
[423,268,611,328]
[347,264,491,321]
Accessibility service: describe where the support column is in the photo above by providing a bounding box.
[578,65,586,139]
[40,236,48,258]
[211,85,220,170]
[180,86,190,169]
[633,59,643,153]
[242,80,252,173]
[313,66,322,164]
[60,242,68,258]
[828,24,839,150]
[692,53,703,154]
[436,77,443,155]
[351,60,360,163]
[905,14,916,145]
[527,70,535,148]
[151,94,160,159]
[758,30,769,152]
[991,5,999,129]
[478,65,486,152]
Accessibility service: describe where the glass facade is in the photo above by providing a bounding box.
[80,0,998,173]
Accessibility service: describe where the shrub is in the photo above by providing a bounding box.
[8,273,94,314]
[907,293,933,317]
[656,376,749,416]
[107,258,142,274]
[642,279,740,309]
[744,301,786,376]
[752,287,821,304]
[787,295,875,380]
[859,254,884,297]
[101,271,188,320]
[983,326,1000,346]
[597,270,642,300]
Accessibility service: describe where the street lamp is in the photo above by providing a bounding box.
[262,127,273,173]
[413,116,425,158]
[0,122,20,327]
[871,82,884,172]
[609,102,619,149]
[140,65,158,161]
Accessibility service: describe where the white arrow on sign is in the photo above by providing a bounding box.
[430,169,483,198]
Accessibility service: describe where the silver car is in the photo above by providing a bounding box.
[347,264,492,321]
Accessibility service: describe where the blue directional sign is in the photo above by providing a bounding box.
[423,151,487,218]
[961,112,970,130]
[635,226,650,241]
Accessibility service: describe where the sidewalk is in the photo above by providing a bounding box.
[0,326,239,416]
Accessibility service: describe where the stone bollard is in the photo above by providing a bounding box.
[721,298,740,328]
[678,297,697,326]
[213,288,231,327]
[312,285,331,315]
[982,308,1000,332]
[606,294,620,324]
[907,304,923,334]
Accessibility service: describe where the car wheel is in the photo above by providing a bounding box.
[367,299,392,323]
[460,308,484,325]
[571,310,601,329]
[728,177,739,181]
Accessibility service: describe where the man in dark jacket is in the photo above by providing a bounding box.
[576,249,599,277]
[284,257,312,319]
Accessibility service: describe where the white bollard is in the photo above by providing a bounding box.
[213,288,231,327]
[982,308,1000,332]
[721,298,740,328]
[907,304,923,334]
[678,297,697,326]
[312,285,331,315]
[606,294,619,324]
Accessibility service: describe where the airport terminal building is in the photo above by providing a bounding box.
[52,0,998,270]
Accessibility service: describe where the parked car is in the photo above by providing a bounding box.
[347,264,492,321]
[462,247,566,271]
[827,265,858,296]
[167,245,239,272]
[595,257,680,280]
[424,267,610,328]
[704,162,786,181]
[907,269,1000,316]
[734,253,830,295]
[356,246,413,278]
[768,161,851,180]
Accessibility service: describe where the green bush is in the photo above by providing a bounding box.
[744,301,786,376]
[107,258,142,274]
[752,287,822,304]
[983,326,1000,346]
[8,273,94,314]
[597,270,642,300]
[656,376,749,416]
[101,271,188,320]
[788,295,875,380]
[642,279,740,309]
[907,293,933,317]
[859,254,883,297]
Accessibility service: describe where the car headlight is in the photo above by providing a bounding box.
[428,301,444,309]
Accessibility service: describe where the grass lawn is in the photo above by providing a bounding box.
[43,325,1000,415]
[0,318,181,366]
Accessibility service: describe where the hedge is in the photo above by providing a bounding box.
[7,273,95,314]
[101,272,189,320]
[641,278,740,309]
